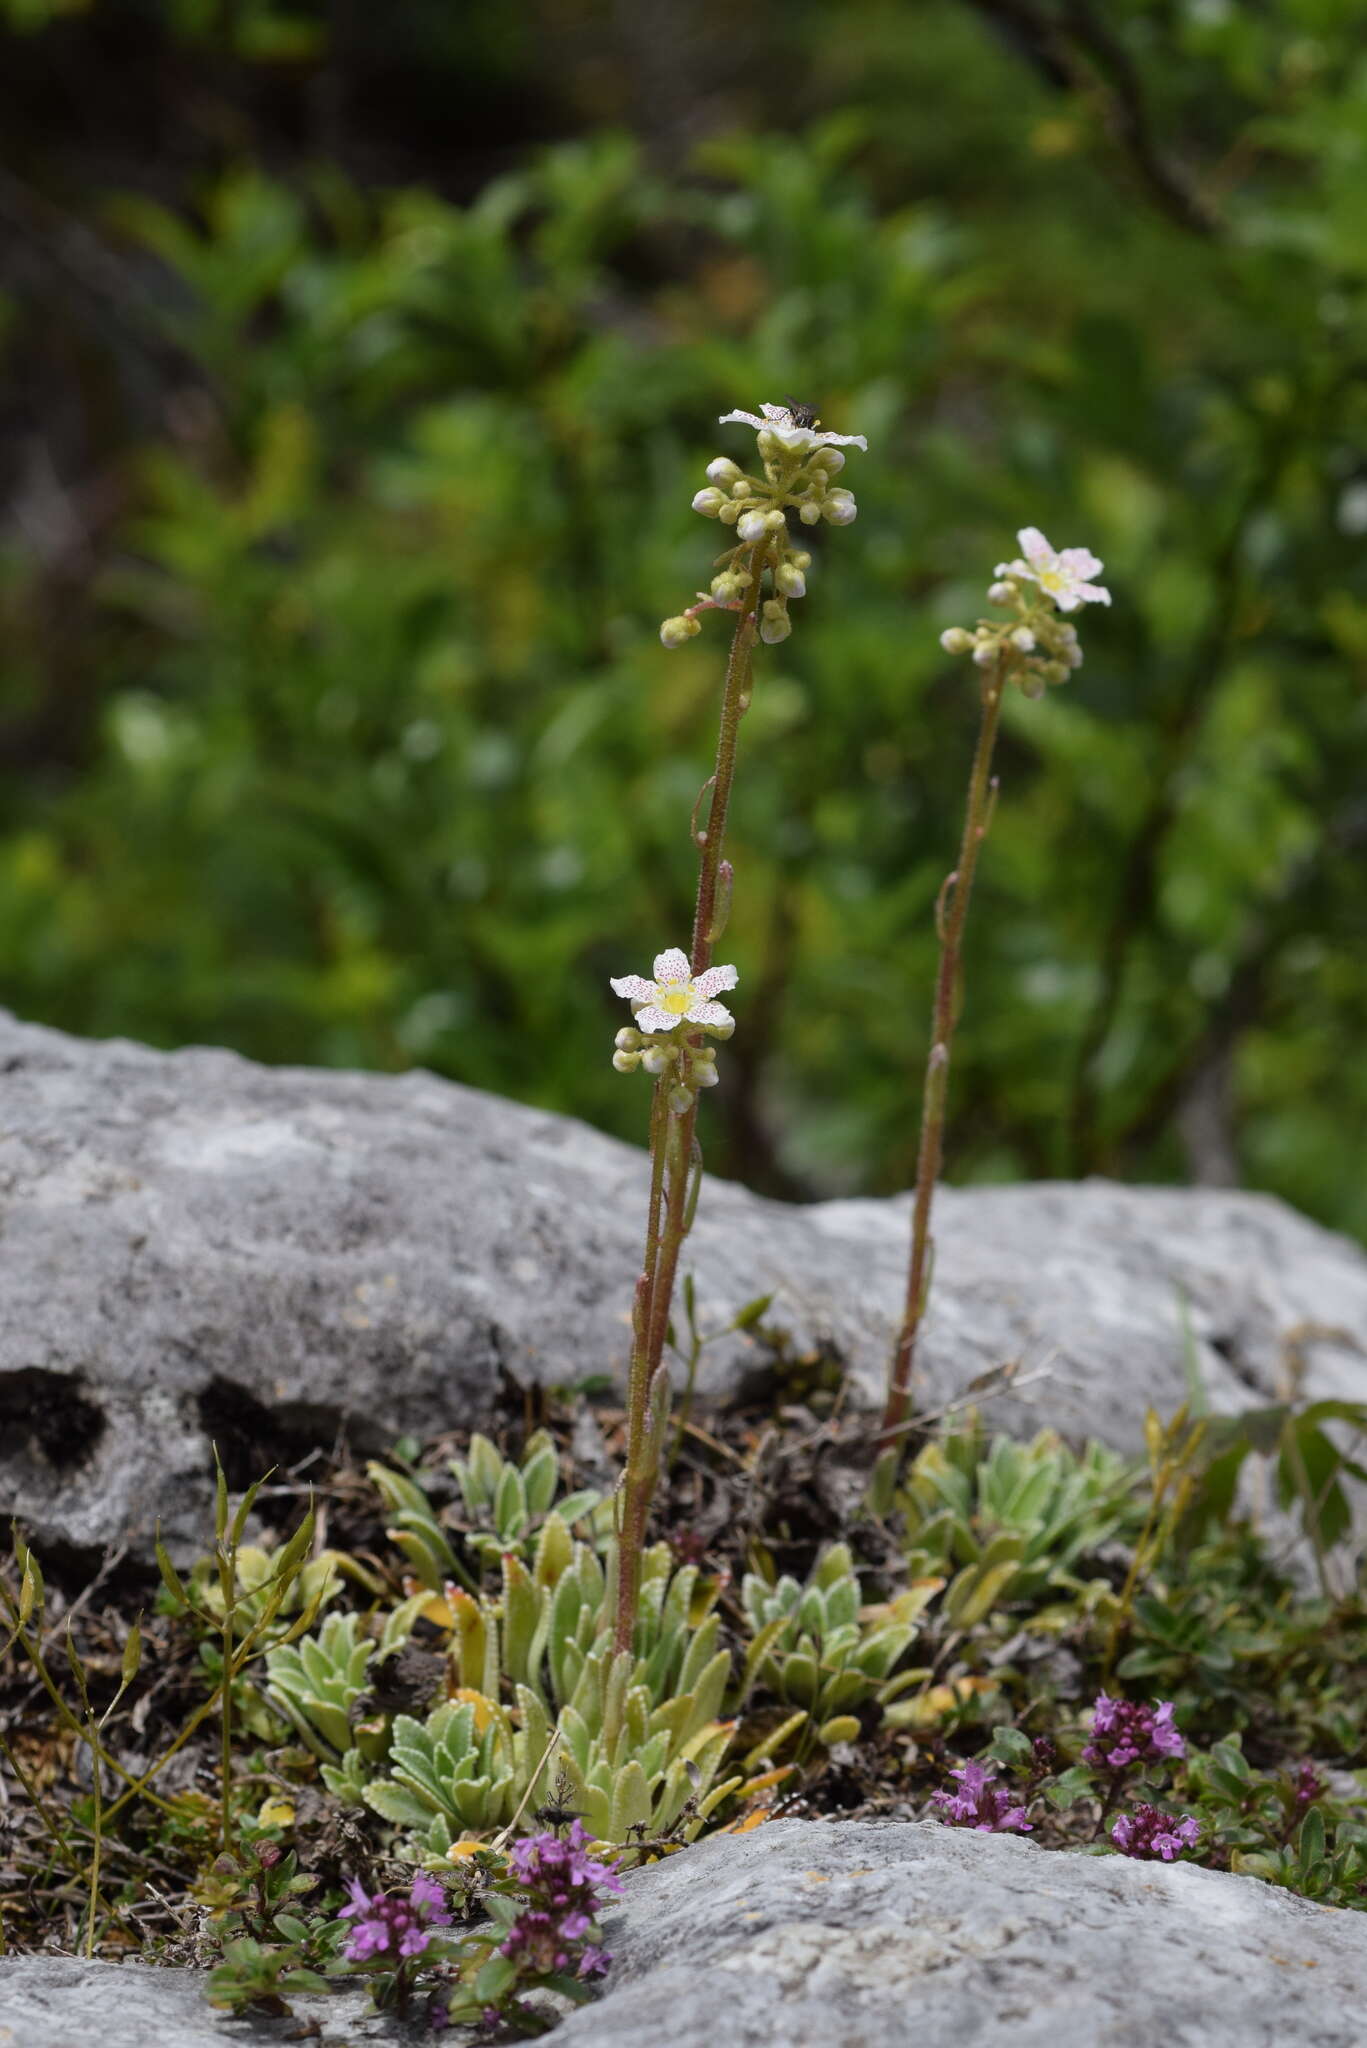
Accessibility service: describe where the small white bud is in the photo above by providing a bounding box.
[660,614,701,648]
[718,500,742,526]
[798,501,822,526]
[668,1084,694,1115]
[737,510,769,543]
[731,478,753,498]
[614,1027,641,1051]
[759,599,791,644]
[776,561,806,598]
[1065,643,1084,669]
[1010,626,1036,651]
[696,1063,720,1087]
[972,643,997,668]
[764,508,787,532]
[706,457,743,486]
[756,430,781,461]
[811,446,845,474]
[705,1016,735,1040]
[822,491,857,525]
[612,1050,641,1073]
[939,627,973,655]
[987,580,1014,605]
[710,571,746,604]
[692,487,726,518]
[641,1046,672,1075]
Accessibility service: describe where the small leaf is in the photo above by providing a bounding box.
[121,1618,144,1688]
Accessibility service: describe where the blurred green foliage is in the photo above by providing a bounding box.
[1,1,1364,1232]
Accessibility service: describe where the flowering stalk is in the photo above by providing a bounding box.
[611,402,866,1653]
[876,529,1111,1481]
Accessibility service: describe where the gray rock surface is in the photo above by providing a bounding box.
[4,1821,1366,2046]
[555,1818,1367,2047]
[1,1009,1364,1555]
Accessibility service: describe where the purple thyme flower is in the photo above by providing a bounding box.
[931,1760,1033,1834]
[500,1820,622,1981]
[1111,1803,1201,1862]
[338,1872,453,1964]
[1292,1760,1325,1809]
[1082,1694,1184,1772]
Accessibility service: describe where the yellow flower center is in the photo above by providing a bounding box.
[661,984,696,1015]
[1039,566,1065,593]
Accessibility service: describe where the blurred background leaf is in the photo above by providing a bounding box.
[1,0,1364,1235]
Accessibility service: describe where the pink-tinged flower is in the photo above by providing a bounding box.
[1082,1694,1184,1772]
[931,1760,1033,1834]
[1111,1804,1201,1862]
[338,1872,452,1964]
[996,527,1110,612]
[610,948,738,1034]
[719,402,868,453]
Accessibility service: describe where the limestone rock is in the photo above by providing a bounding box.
[0,1010,1363,1556]
[553,1818,1367,2047]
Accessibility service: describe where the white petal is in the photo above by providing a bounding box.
[693,963,738,999]
[1017,527,1054,566]
[610,974,655,1001]
[1059,546,1104,580]
[652,947,692,985]
[1076,580,1111,605]
[688,1000,733,1027]
[635,1006,679,1035]
[718,410,766,430]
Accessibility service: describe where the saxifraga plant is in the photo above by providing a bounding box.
[875,531,1113,1497]
[610,399,867,1652]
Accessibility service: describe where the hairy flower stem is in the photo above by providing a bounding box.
[614,551,762,1654]
[878,660,1006,1471]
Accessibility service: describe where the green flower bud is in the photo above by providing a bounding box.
[759,598,791,644]
[798,501,822,526]
[642,1045,673,1075]
[660,614,701,648]
[692,487,726,517]
[615,1027,642,1051]
[668,1084,695,1115]
[706,457,743,486]
[737,509,770,543]
[939,627,973,655]
[822,490,857,525]
[612,1049,641,1073]
[776,561,806,598]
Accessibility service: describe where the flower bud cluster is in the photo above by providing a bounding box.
[940,588,1084,699]
[660,402,866,648]
[613,1022,726,1112]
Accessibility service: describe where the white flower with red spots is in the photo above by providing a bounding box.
[610,948,738,1035]
[995,527,1111,612]
[718,402,868,453]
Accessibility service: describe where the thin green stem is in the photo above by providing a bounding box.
[880,662,1006,1457]
[613,547,763,1654]
[221,1607,234,1856]
[83,1708,102,1958]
